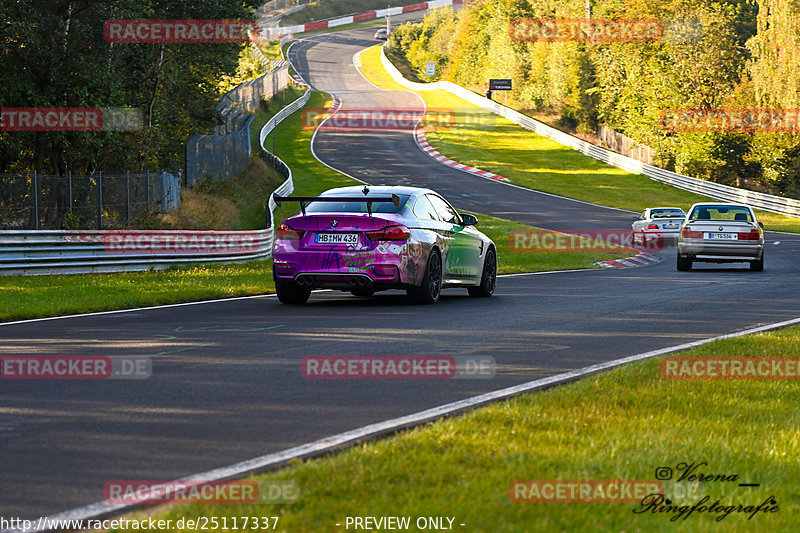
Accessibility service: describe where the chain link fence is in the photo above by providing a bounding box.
[217,63,290,131]
[185,64,291,187]
[0,171,181,230]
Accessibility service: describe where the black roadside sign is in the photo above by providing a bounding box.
[489,78,512,91]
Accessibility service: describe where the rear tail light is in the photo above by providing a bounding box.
[738,230,761,240]
[366,225,410,241]
[681,227,703,239]
[276,223,305,240]
[647,224,659,230]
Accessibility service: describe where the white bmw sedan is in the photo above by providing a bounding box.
[631,207,686,246]
[677,203,765,271]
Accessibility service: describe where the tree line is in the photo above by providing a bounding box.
[0,0,261,177]
[387,0,800,197]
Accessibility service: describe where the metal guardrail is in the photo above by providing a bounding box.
[260,89,309,229]
[279,35,294,60]
[0,229,272,275]
[379,46,800,218]
[260,89,311,148]
[0,89,311,276]
[267,0,465,38]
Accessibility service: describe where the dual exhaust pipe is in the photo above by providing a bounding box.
[296,276,315,286]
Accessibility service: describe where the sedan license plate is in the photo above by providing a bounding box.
[315,233,358,244]
[704,232,738,240]
[663,224,678,229]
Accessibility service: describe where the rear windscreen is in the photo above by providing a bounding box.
[689,206,753,222]
[304,194,410,214]
[651,209,685,218]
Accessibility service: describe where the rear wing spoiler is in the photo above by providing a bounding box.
[272,193,401,216]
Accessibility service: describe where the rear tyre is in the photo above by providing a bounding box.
[276,278,311,304]
[407,249,442,304]
[468,247,496,297]
[677,254,692,271]
[750,254,764,271]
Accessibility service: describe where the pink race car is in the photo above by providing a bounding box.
[271,186,496,304]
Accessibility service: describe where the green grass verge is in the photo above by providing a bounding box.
[255,39,282,61]
[250,85,308,151]
[466,212,633,273]
[358,45,800,234]
[109,323,800,532]
[0,262,275,322]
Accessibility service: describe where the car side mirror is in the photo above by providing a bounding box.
[632,216,639,221]
[759,221,764,228]
[460,214,478,226]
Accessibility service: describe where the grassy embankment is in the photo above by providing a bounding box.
[360,44,800,233]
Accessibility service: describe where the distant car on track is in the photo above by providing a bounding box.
[374,28,389,40]
[631,207,686,246]
[272,185,497,304]
[677,203,764,271]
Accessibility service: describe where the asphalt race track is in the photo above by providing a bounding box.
[3,27,800,522]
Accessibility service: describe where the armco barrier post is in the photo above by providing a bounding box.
[125,170,131,223]
[68,171,73,214]
[160,171,166,211]
[31,170,39,230]
[96,171,103,229]
[174,171,182,209]
[145,170,151,211]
